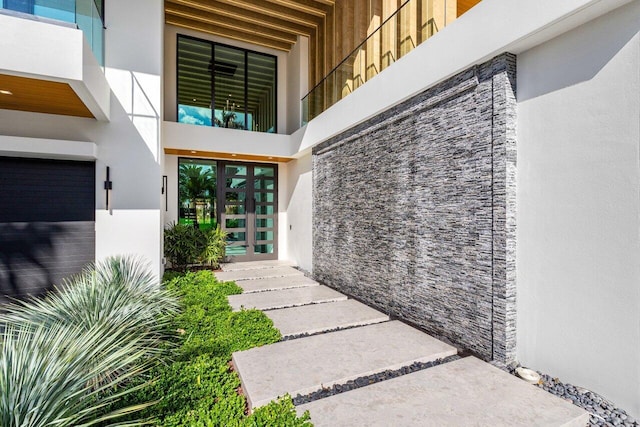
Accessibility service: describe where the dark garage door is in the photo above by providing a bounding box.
[0,156,95,303]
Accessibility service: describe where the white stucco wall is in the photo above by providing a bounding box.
[284,152,313,271]
[516,0,640,417]
[0,0,164,279]
[286,35,309,134]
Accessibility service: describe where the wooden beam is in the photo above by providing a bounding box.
[213,0,324,28]
[166,0,315,36]
[166,16,293,51]
[166,4,298,44]
[263,0,332,17]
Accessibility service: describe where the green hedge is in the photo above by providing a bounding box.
[115,270,312,426]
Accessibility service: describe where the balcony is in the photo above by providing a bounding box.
[302,0,480,123]
[0,0,104,65]
[0,6,110,120]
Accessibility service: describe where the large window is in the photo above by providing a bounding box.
[177,35,277,133]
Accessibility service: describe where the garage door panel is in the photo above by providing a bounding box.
[0,156,95,303]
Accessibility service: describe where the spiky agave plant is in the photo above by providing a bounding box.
[0,256,180,362]
[0,256,180,425]
[0,320,154,426]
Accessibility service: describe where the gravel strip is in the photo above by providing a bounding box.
[528,372,638,427]
[292,355,460,406]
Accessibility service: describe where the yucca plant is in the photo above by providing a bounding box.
[200,225,228,269]
[0,321,153,426]
[0,256,179,361]
[0,256,180,426]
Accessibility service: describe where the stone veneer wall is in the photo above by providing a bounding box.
[312,53,517,365]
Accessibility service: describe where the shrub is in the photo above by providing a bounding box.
[164,222,227,271]
[0,256,177,426]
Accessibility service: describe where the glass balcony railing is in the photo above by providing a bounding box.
[0,0,104,65]
[302,0,456,124]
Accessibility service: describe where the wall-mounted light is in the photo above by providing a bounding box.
[104,166,113,211]
[162,175,168,212]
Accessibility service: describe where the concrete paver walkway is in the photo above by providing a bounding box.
[228,285,346,311]
[221,260,295,272]
[232,320,457,409]
[236,275,318,293]
[265,299,389,337]
[221,262,589,426]
[296,356,590,427]
[215,265,303,282]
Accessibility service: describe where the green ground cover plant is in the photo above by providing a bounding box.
[114,270,312,426]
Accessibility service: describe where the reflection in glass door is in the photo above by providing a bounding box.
[219,162,277,261]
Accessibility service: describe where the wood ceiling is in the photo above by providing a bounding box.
[165,0,334,85]
[0,74,94,118]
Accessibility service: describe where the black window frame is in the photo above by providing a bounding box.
[176,34,278,133]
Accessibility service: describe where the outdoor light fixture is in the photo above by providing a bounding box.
[0,90,12,95]
[104,166,113,211]
[162,175,168,211]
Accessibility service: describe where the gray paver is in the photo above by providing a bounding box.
[232,320,456,409]
[296,357,589,427]
[238,275,319,293]
[215,266,303,282]
[221,260,295,272]
[266,299,389,337]
[228,285,346,311]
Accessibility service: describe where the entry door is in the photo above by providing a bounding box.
[219,162,277,261]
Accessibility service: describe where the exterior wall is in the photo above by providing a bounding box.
[516,0,640,418]
[286,36,309,134]
[163,25,289,135]
[285,153,313,271]
[0,0,164,279]
[313,54,517,365]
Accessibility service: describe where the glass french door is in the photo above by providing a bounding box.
[218,162,277,261]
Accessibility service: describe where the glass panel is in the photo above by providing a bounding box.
[255,179,275,190]
[226,165,247,176]
[226,191,245,202]
[248,52,276,133]
[226,218,246,229]
[225,204,245,215]
[226,246,247,256]
[254,244,274,254]
[178,158,217,229]
[255,192,274,203]
[226,177,247,189]
[256,205,274,215]
[254,166,275,178]
[178,36,212,127]
[226,231,246,242]
[214,45,246,130]
[256,218,274,228]
[256,231,274,241]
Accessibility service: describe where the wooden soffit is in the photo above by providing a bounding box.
[165,148,294,163]
[0,74,94,119]
[165,0,334,51]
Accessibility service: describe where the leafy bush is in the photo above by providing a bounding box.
[164,222,227,271]
[0,256,177,426]
[112,271,312,426]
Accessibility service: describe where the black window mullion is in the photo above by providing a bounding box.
[211,42,215,128]
[244,50,249,131]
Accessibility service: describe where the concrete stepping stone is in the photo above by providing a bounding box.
[221,260,295,272]
[266,299,389,338]
[215,266,303,282]
[238,275,319,293]
[232,320,456,409]
[228,285,346,311]
[296,356,589,427]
